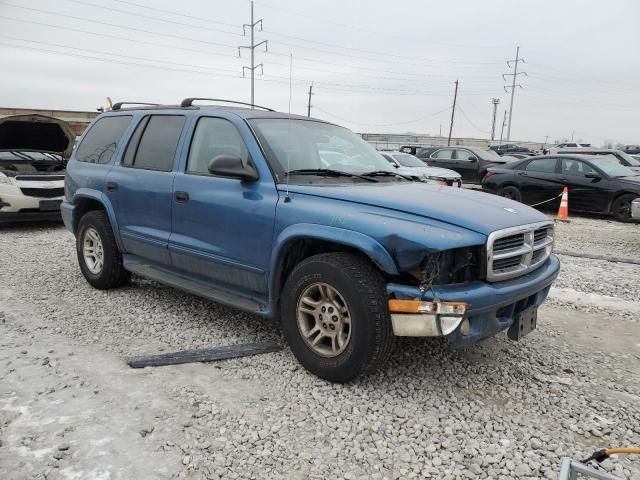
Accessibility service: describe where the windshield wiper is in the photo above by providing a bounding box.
[362,170,413,180]
[285,168,378,182]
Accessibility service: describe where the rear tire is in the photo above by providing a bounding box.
[77,210,131,289]
[611,193,636,222]
[280,253,393,383]
[498,185,522,203]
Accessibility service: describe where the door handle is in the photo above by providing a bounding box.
[106,181,118,192]
[174,191,189,203]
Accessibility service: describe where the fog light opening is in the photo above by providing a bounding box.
[460,318,470,336]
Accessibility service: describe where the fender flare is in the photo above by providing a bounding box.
[72,189,124,250]
[269,223,399,300]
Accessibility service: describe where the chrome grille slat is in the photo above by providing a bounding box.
[487,221,554,282]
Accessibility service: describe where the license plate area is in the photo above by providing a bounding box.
[39,199,62,211]
[507,305,538,341]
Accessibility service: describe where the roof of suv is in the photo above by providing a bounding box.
[105,99,330,123]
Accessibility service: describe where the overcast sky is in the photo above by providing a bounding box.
[1,0,639,144]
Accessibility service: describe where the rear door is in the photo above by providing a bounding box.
[106,114,186,265]
[559,158,610,213]
[519,157,561,206]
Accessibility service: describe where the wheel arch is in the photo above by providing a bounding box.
[269,224,399,311]
[71,190,123,250]
[608,191,639,216]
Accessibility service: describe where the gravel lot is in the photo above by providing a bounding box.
[1,218,639,480]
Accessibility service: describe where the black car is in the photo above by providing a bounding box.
[482,154,640,222]
[555,149,640,174]
[621,145,640,155]
[416,145,517,183]
[489,143,534,155]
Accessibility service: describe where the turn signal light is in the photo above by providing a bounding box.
[388,299,467,316]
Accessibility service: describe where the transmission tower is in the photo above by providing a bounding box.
[238,1,268,108]
[502,46,527,141]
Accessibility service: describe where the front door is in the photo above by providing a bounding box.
[169,116,278,295]
[452,148,480,182]
[106,114,186,265]
[559,158,610,213]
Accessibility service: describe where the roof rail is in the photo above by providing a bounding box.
[111,102,160,111]
[180,97,275,111]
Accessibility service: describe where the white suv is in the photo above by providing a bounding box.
[0,115,73,222]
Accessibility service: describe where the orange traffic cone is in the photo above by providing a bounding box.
[556,187,570,222]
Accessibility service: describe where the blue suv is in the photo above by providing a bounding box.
[62,98,560,382]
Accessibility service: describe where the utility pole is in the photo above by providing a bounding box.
[439,124,442,137]
[571,130,575,142]
[307,82,313,117]
[499,109,507,144]
[490,98,500,141]
[238,1,268,108]
[447,80,459,146]
[502,46,527,141]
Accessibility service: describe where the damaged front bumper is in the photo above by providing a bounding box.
[386,254,560,345]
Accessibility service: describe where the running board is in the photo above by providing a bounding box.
[123,255,267,315]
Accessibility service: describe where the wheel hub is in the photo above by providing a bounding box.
[82,227,104,275]
[296,282,351,358]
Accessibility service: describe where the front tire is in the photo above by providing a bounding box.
[77,210,131,289]
[281,253,393,383]
[611,194,636,222]
[498,185,522,203]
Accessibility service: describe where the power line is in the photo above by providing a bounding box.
[457,105,491,134]
[502,46,526,141]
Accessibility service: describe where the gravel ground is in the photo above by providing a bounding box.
[1,220,639,479]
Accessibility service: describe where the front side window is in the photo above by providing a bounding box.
[187,117,249,175]
[76,115,132,164]
[561,159,596,177]
[248,119,395,180]
[525,158,557,173]
[125,115,185,171]
[432,148,454,159]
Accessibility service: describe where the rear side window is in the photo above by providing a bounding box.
[76,115,132,164]
[124,115,185,171]
[525,158,557,173]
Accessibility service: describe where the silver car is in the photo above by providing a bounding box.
[381,151,462,187]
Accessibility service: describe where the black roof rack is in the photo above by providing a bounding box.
[180,97,274,111]
[111,102,160,111]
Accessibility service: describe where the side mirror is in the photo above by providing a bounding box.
[467,156,477,162]
[208,155,258,181]
[584,172,601,180]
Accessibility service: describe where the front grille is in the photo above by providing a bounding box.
[15,175,65,181]
[487,222,554,281]
[20,187,64,198]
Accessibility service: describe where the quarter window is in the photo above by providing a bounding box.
[187,117,249,175]
[125,115,185,171]
[525,158,557,173]
[76,115,132,164]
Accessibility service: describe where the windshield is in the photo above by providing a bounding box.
[249,119,395,180]
[586,151,640,167]
[616,151,640,166]
[592,157,637,177]
[391,153,425,167]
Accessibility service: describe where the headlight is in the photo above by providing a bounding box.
[0,173,13,185]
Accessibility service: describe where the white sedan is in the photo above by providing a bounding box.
[380,151,462,187]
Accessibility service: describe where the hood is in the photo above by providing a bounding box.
[283,182,547,235]
[396,166,461,179]
[0,114,75,158]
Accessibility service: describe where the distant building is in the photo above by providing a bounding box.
[359,132,543,151]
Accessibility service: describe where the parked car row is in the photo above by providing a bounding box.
[380,151,462,187]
